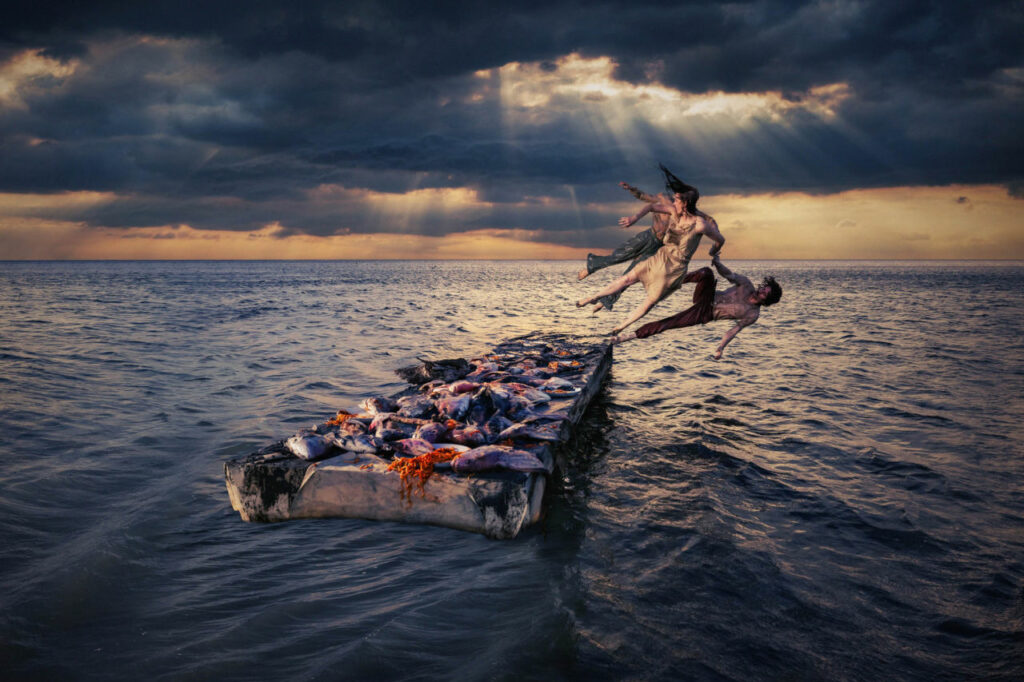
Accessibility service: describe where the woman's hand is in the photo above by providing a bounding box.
[618,216,634,228]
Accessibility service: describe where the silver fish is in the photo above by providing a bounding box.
[470,361,500,373]
[466,361,507,382]
[392,438,438,457]
[505,395,535,422]
[472,384,511,417]
[361,396,398,414]
[451,445,549,474]
[482,414,514,440]
[504,374,546,387]
[450,424,488,446]
[418,379,446,394]
[376,426,409,442]
[414,421,449,443]
[447,380,480,395]
[497,421,564,442]
[503,382,551,405]
[285,432,334,461]
[436,393,471,421]
[541,376,575,391]
[330,432,385,454]
[369,412,396,431]
[338,419,369,436]
[396,394,435,419]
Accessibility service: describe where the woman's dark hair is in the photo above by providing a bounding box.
[760,276,782,306]
[659,163,699,212]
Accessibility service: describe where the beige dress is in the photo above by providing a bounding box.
[633,217,703,301]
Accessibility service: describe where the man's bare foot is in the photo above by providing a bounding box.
[590,302,604,316]
[576,298,589,308]
[577,268,589,281]
[609,331,636,345]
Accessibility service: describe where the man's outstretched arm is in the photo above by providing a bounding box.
[619,181,657,203]
[713,321,747,359]
[619,201,675,228]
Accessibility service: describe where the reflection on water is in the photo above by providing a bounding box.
[1,260,1022,681]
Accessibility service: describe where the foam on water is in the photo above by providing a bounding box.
[1,260,1022,680]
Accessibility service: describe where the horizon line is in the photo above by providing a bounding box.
[2,258,1024,263]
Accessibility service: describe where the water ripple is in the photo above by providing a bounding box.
[0,260,1022,681]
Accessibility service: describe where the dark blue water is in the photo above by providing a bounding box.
[1,260,1022,681]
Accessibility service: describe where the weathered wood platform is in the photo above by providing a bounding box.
[224,333,612,538]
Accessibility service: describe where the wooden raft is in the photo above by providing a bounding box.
[224,333,612,539]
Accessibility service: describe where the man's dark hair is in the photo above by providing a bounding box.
[659,163,699,212]
[760,276,782,306]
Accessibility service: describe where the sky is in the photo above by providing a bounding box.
[1,0,1022,260]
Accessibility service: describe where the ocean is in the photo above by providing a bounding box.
[1,260,1022,681]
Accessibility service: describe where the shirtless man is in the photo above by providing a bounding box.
[576,181,671,314]
[609,255,781,359]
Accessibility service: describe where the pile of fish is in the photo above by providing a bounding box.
[283,337,594,475]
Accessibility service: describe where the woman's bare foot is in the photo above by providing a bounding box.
[576,298,590,308]
[577,268,589,281]
[590,302,604,315]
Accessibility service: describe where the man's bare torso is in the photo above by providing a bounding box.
[713,276,760,326]
[651,193,670,239]
[652,213,670,239]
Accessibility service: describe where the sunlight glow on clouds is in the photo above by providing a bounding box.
[0,50,79,110]
[0,25,1020,261]
[0,190,116,214]
[483,52,860,174]
[490,54,852,127]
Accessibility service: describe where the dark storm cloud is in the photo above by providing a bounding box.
[1,0,1021,242]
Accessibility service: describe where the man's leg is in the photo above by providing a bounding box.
[633,268,716,339]
[581,229,660,279]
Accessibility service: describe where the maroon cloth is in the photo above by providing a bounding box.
[635,267,717,339]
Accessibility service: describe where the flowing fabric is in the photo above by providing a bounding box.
[632,217,703,302]
[586,228,663,310]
